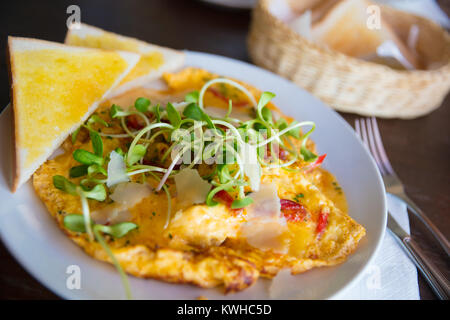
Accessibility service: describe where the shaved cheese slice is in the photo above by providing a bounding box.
[174,168,211,206]
[241,220,288,253]
[241,183,288,253]
[91,203,132,225]
[247,183,282,221]
[240,142,261,192]
[110,182,151,207]
[106,150,129,187]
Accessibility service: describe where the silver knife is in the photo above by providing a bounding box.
[388,213,450,300]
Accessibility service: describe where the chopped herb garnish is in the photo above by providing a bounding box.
[293,193,304,203]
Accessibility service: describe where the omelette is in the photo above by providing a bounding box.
[33,68,365,296]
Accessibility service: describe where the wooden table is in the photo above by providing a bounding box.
[0,0,448,300]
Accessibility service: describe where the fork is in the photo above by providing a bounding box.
[355,117,450,256]
[355,117,450,299]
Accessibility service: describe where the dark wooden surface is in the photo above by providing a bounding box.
[0,0,448,300]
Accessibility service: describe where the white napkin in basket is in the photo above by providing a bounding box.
[375,0,449,28]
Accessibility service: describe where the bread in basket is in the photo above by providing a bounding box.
[248,0,450,119]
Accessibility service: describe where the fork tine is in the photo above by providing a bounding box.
[360,118,369,148]
[370,117,394,174]
[355,118,385,175]
[355,118,361,137]
[365,118,387,176]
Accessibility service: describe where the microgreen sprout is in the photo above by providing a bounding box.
[53,81,324,301]
[134,97,151,113]
[231,196,254,209]
[62,214,136,299]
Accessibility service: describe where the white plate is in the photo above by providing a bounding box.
[0,51,386,300]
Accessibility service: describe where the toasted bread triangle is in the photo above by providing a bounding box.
[65,23,185,98]
[8,37,140,191]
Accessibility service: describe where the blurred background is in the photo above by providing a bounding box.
[0,0,448,299]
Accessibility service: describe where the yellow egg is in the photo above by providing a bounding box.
[33,68,365,292]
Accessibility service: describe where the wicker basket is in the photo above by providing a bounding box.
[248,0,450,119]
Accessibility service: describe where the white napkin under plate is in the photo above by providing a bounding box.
[336,194,420,299]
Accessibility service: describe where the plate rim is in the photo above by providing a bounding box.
[0,50,387,300]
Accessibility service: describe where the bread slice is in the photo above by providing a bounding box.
[8,37,140,191]
[288,0,339,23]
[311,0,420,68]
[65,23,185,97]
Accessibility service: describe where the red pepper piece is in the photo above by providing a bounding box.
[316,211,329,236]
[305,154,327,173]
[280,199,307,222]
[214,190,234,207]
[279,148,289,161]
[214,190,243,215]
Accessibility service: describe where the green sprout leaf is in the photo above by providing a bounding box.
[166,102,181,127]
[53,175,78,195]
[87,164,107,176]
[73,149,104,166]
[134,97,151,113]
[71,127,81,144]
[276,118,288,131]
[200,109,215,129]
[287,120,301,139]
[110,104,129,118]
[81,184,107,201]
[231,197,254,209]
[276,118,301,139]
[63,214,87,233]
[90,130,103,157]
[183,103,215,128]
[87,114,109,127]
[256,92,275,121]
[185,91,199,104]
[183,103,203,121]
[150,104,161,122]
[114,147,125,157]
[261,107,273,124]
[127,144,147,166]
[300,146,318,162]
[95,222,138,238]
[63,215,137,239]
[69,165,89,178]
